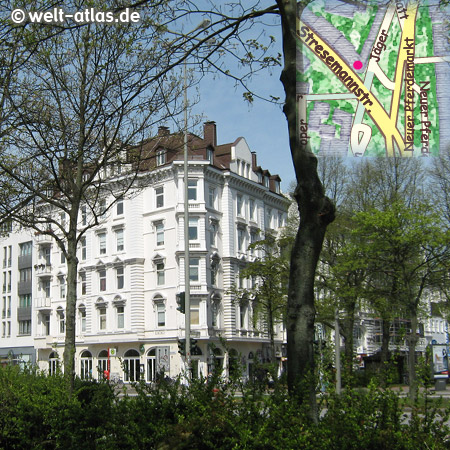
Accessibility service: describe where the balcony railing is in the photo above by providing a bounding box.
[35,297,52,309]
[34,264,52,276]
[35,233,53,244]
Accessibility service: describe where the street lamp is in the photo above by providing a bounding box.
[182,19,210,379]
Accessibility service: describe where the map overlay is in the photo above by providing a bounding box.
[297,0,450,157]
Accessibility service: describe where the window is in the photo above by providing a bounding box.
[80,351,92,379]
[43,246,51,265]
[156,223,164,246]
[99,233,106,255]
[97,350,108,380]
[57,308,65,333]
[81,237,87,260]
[156,149,166,166]
[99,270,106,292]
[79,305,86,333]
[208,187,216,209]
[59,277,66,299]
[250,231,258,255]
[278,212,284,227]
[266,208,272,228]
[117,306,124,329]
[189,258,199,282]
[7,272,11,292]
[43,314,50,336]
[115,229,124,252]
[210,263,217,286]
[209,222,217,247]
[60,212,66,228]
[147,348,157,382]
[116,197,124,215]
[238,229,245,252]
[42,280,51,298]
[155,186,164,208]
[80,272,87,295]
[274,180,281,194]
[19,241,32,256]
[19,320,31,335]
[188,179,197,201]
[156,303,165,327]
[60,251,66,264]
[207,148,214,164]
[19,294,31,308]
[19,268,31,282]
[116,267,124,290]
[249,199,256,221]
[81,205,87,226]
[123,349,140,382]
[211,302,218,327]
[189,217,198,240]
[240,304,247,329]
[237,194,243,216]
[49,352,59,375]
[156,263,165,286]
[99,199,107,217]
[99,307,107,330]
[191,300,199,326]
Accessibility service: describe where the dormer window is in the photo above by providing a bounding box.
[207,148,214,164]
[156,149,166,166]
[274,180,280,194]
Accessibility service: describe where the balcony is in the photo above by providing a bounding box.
[34,264,52,277]
[18,254,32,269]
[35,233,53,245]
[17,307,32,321]
[35,297,52,310]
[17,280,32,295]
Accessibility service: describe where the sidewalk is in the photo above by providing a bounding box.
[389,384,450,398]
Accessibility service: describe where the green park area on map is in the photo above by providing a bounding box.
[297,0,450,157]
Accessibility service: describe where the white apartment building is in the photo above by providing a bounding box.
[0,121,290,382]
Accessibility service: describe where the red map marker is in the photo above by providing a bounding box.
[353,60,363,70]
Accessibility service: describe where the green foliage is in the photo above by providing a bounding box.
[1,366,450,449]
[228,236,289,350]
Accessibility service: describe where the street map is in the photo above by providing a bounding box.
[297,0,450,156]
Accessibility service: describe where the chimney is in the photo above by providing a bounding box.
[251,151,257,170]
[158,126,170,136]
[204,121,217,147]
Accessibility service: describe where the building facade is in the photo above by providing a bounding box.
[0,122,289,382]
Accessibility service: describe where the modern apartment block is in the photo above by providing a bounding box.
[0,122,290,382]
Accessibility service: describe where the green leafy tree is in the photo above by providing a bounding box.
[353,200,450,401]
[318,212,368,386]
[229,237,289,364]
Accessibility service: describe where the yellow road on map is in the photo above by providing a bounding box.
[390,2,418,151]
[297,4,418,157]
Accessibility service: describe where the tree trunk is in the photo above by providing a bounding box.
[63,216,79,393]
[408,314,418,402]
[341,304,356,386]
[277,0,335,420]
[380,317,391,385]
